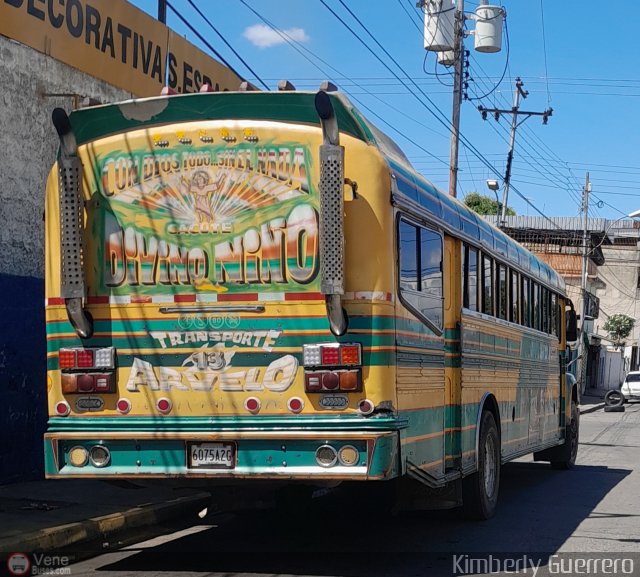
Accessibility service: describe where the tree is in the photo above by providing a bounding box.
[603,314,635,346]
[464,192,516,217]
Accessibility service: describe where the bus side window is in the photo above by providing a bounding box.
[497,263,507,320]
[510,269,520,324]
[550,293,558,338]
[398,219,443,332]
[522,276,531,328]
[399,220,418,292]
[482,254,494,316]
[463,244,478,311]
[532,282,541,331]
[541,287,549,333]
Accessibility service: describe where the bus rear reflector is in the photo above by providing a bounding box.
[244,397,261,413]
[287,397,304,413]
[116,398,131,414]
[157,398,172,414]
[55,401,71,416]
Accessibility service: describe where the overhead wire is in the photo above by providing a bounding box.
[237,0,450,165]
[165,1,248,87]
[539,0,551,105]
[322,0,561,227]
[182,0,269,90]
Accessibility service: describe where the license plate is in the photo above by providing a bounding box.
[188,442,235,469]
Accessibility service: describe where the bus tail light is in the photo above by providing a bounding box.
[76,349,94,368]
[59,347,115,370]
[58,347,116,394]
[58,373,115,394]
[303,343,362,393]
[303,343,361,367]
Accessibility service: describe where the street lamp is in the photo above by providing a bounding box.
[486,179,501,217]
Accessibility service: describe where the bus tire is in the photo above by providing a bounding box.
[463,410,500,520]
[550,400,579,470]
[604,390,624,407]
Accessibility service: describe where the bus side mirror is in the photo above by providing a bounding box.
[566,308,577,343]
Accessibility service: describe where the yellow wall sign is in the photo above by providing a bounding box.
[0,0,245,97]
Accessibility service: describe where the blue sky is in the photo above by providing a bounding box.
[131,0,640,221]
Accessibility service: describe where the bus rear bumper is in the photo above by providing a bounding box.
[44,430,400,481]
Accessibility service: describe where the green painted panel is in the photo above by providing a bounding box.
[69,93,371,146]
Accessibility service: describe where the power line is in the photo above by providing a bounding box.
[321,0,561,227]
[539,0,551,105]
[236,0,449,166]
[182,0,269,90]
[165,1,247,86]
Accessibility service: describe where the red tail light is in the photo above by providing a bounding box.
[76,350,94,368]
[320,346,340,365]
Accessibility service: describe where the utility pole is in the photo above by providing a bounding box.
[579,172,591,393]
[158,0,167,24]
[478,78,553,226]
[448,0,464,198]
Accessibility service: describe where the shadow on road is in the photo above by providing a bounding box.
[93,461,631,575]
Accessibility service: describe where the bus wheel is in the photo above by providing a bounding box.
[463,410,500,520]
[550,401,580,470]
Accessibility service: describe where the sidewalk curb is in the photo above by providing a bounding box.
[0,491,210,553]
[580,403,605,415]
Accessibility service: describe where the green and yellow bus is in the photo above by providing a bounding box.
[44,88,578,519]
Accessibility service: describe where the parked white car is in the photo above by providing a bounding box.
[620,371,640,402]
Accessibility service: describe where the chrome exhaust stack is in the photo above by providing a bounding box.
[315,91,348,336]
[52,108,93,339]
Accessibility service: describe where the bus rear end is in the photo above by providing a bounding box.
[44,91,398,484]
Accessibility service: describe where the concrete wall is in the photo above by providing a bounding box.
[594,242,640,345]
[0,35,130,483]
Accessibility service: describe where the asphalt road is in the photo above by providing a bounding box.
[69,403,640,577]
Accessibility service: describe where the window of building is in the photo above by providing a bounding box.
[398,218,443,332]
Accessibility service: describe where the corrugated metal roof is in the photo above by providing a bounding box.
[484,216,640,236]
